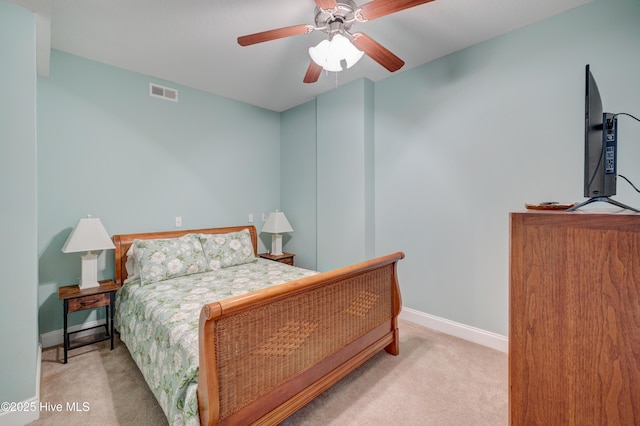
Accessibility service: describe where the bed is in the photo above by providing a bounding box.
[113,225,404,425]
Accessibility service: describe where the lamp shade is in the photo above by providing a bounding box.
[62,215,115,253]
[261,211,293,234]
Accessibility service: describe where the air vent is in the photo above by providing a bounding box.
[149,83,179,102]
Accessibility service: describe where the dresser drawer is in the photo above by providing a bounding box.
[68,293,111,312]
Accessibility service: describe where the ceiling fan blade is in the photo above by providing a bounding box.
[315,0,337,9]
[359,0,435,21]
[304,61,323,83]
[238,24,313,46]
[352,32,404,72]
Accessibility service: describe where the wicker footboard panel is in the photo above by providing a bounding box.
[198,252,404,426]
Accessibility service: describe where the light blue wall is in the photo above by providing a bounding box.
[374,0,640,335]
[37,50,282,334]
[5,0,639,363]
[0,0,39,405]
[280,0,640,337]
[316,79,375,271]
[281,80,375,273]
[280,100,318,270]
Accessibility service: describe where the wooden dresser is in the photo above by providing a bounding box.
[509,211,640,425]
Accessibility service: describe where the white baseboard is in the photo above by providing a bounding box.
[399,307,508,353]
[40,319,107,349]
[0,344,41,426]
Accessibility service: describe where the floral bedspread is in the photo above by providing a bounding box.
[115,258,317,426]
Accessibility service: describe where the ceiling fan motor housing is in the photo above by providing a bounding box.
[314,0,359,36]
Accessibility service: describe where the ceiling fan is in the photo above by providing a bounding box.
[237,0,436,83]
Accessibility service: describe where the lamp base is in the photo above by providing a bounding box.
[270,234,284,256]
[79,252,101,289]
[79,281,101,290]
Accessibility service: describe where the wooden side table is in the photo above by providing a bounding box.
[58,279,118,363]
[259,252,295,266]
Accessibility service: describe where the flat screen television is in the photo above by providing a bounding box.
[568,65,637,212]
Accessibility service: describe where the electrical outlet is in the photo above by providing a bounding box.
[175,216,182,227]
[248,213,254,223]
[262,213,268,222]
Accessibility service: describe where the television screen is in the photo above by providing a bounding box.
[568,65,637,212]
[584,64,617,198]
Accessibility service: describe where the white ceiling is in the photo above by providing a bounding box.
[12,0,591,112]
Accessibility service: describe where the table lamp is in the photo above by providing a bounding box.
[62,215,115,289]
[261,210,293,256]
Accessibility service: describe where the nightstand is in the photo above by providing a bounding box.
[259,252,295,266]
[58,279,118,363]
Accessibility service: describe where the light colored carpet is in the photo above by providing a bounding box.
[30,320,507,425]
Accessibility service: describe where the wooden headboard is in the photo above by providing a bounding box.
[112,225,258,287]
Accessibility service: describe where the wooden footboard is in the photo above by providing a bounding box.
[197,252,404,426]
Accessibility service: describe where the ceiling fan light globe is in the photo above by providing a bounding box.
[343,43,364,68]
[325,35,351,71]
[309,34,363,73]
[323,57,343,72]
[329,34,363,69]
[328,34,351,61]
[309,40,330,67]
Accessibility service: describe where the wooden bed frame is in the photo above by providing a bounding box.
[113,225,404,426]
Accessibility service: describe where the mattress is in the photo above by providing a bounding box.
[115,258,317,425]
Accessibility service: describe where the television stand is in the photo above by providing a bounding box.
[566,196,639,212]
